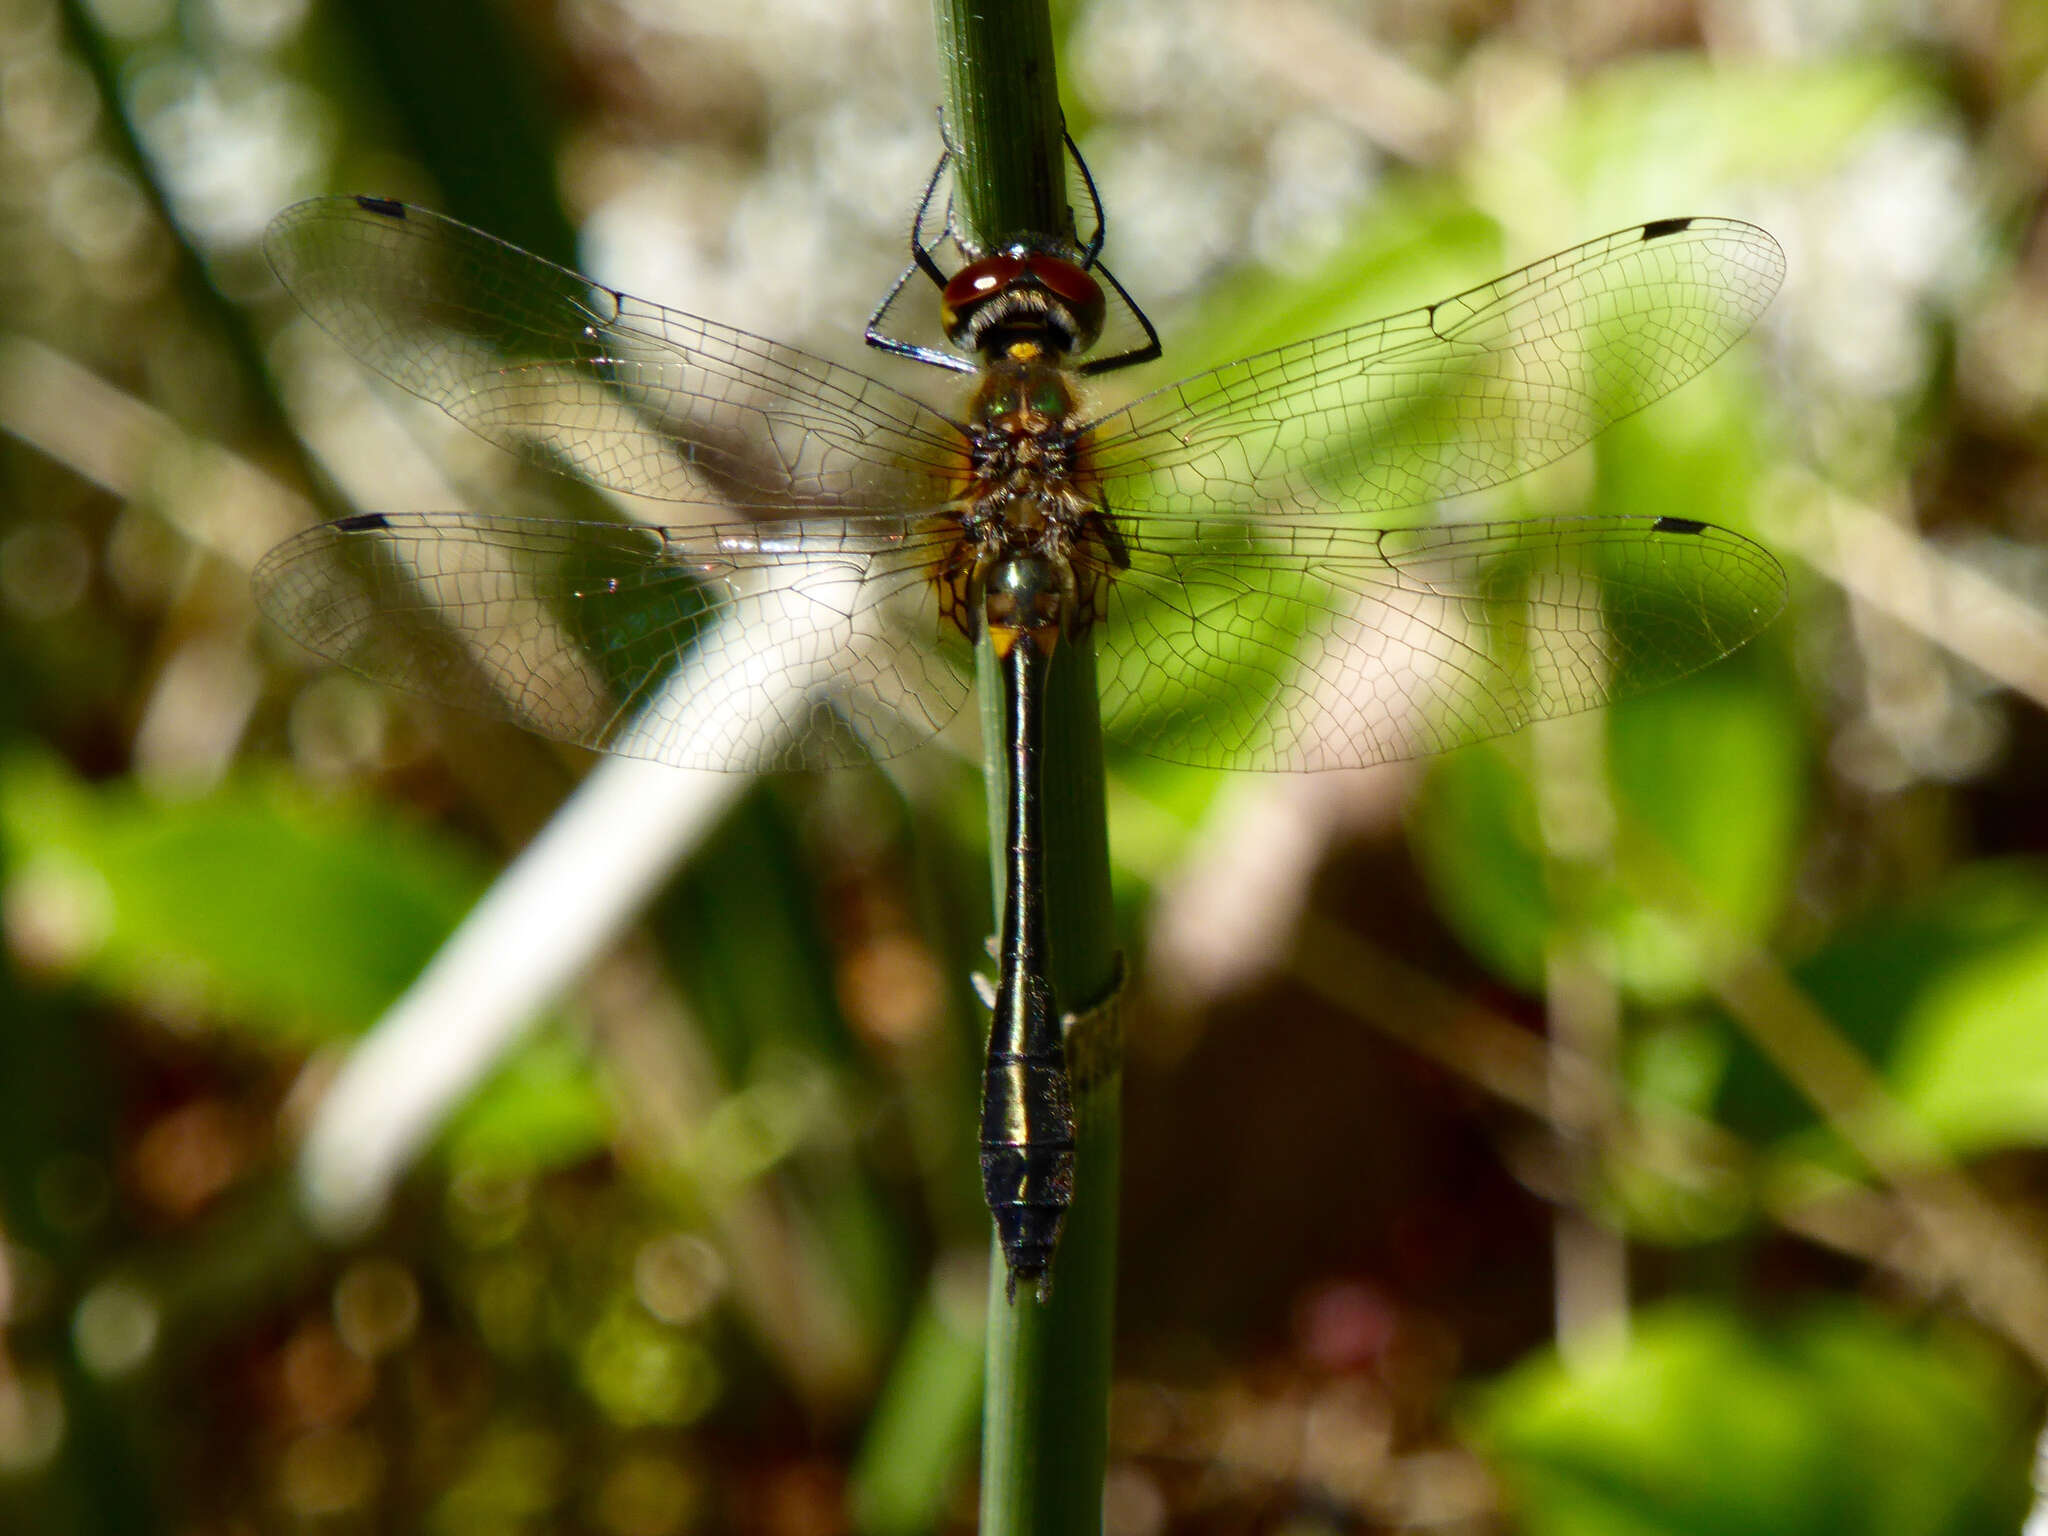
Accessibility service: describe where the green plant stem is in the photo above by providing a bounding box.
[974,633,1121,1536]
[932,5,1122,1530]
[932,0,1071,246]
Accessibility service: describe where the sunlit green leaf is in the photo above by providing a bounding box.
[1167,184,1503,375]
[445,1029,614,1175]
[0,752,483,1042]
[848,1266,985,1536]
[1713,863,2048,1154]
[1874,867,2048,1155]
[1473,1305,2028,1536]
[1406,362,1801,1002]
[1500,54,1936,212]
[1409,651,1802,1002]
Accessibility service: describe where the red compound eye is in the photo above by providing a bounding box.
[1023,254,1105,350]
[940,254,1028,341]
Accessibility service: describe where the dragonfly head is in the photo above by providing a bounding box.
[942,248,1106,364]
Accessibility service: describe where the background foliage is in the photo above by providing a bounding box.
[2,0,2046,1531]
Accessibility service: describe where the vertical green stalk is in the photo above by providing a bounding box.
[932,1,1070,247]
[930,2,1125,1532]
[974,636,1121,1536]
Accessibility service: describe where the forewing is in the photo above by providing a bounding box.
[1084,218,1785,518]
[265,197,966,510]
[253,512,971,772]
[1088,513,1787,770]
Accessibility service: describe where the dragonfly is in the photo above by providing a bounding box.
[254,151,1786,1301]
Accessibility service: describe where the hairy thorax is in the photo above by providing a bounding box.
[964,354,1096,542]
[927,351,1128,642]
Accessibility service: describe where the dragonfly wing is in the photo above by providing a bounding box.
[253,511,971,772]
[1087,513,1787,770]
[265,197,966,511]
[1083,218,1785,518]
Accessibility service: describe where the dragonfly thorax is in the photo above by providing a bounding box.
[966,354,1090,499]
[952,347,1119,653]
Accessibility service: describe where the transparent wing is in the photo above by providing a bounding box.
[1083,218,1785,518]
[253,511,971,772]
[1086,513,1787,770]
[265,197,967,510]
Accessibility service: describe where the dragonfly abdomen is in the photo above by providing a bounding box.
[980,972,1077,1298]
[978,554,1081,1298]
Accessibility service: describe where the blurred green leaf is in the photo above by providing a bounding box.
[1890,947,2048,1151]
[445,1029,614,1175]
[1407,733,1547,986]
[0,752,623,1180]
[1589,368,1768,536]
[659,785,847,1070]
[1608,1015,1754,1245]
[0,751,483,1041]
[1473,1304,2029,1536]
[1166,182,1503,375]
[1406,360,1802,1003]
[849,1266,985,1536]
[1510,54,1937,209]
[577,1297,721,1429]
[310,0,576,264]
[1842,863,2048,1156]
[657,785,906,1337]
[1409,654,1803,1003]
[1704,863,2048,1155]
